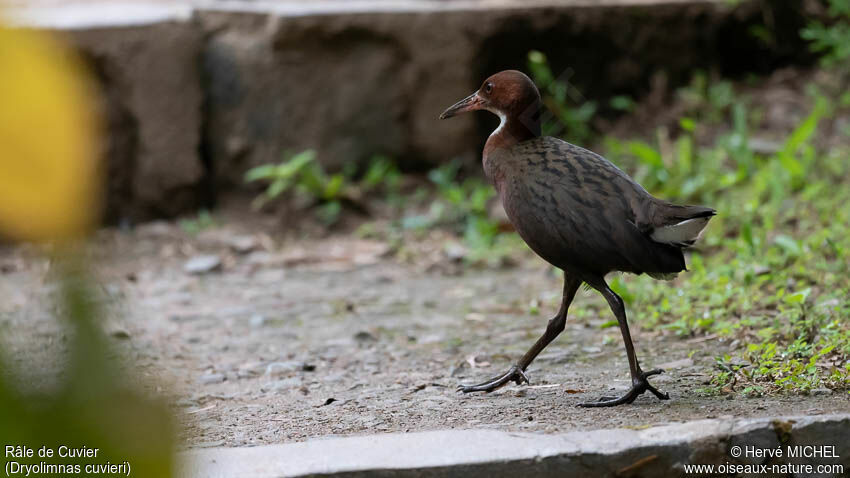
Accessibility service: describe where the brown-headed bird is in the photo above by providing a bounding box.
[440,70,715,407]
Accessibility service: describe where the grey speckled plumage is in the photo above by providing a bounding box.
[440,69,715,407]
[488,136,715,281]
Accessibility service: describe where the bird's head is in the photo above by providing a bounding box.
[439,70,542,126]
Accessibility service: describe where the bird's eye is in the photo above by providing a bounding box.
[484,82,493,94]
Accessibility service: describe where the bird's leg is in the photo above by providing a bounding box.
[458,275,581,393]
[578,283,670,407]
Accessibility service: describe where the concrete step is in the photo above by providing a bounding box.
[178,414,850,477]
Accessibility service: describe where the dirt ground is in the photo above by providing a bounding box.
[1,208,848,449]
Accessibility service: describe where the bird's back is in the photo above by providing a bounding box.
[489,136,714,279]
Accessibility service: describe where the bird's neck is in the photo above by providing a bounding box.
[483,103,542,176]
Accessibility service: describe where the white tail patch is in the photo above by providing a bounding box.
[650,217,711,247]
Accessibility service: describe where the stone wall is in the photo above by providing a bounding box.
[68,22,205,221]
[10,0,814,222]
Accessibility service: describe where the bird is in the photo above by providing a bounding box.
[439,70,715,407]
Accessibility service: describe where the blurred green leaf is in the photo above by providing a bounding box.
[609,276,636,305]
[610,95,635,112]
[527,51,597,144]
[324,174,345,200]
[244,164,276,182]
[628,141,664,169]
[785,288,812,305]
[679,117,696,132]
[774,235,802,256]
[266,178,289,199]
[0,255,176,477]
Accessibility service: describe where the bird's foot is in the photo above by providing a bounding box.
[577,369,670,408]
[457,364,529,393]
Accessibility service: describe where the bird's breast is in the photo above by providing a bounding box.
[498,174,571,265]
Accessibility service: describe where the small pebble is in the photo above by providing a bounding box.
[265,361,301,377]
[444,243,467,262]
[183,255,222,275]
[249,314,267,328]
[263,377,303,391]
[354,331,377,342]
[229,236,258,254]
[110,329,131,339]
[199,373,226,385]
[238,362,266,376]
[817,299,840,309]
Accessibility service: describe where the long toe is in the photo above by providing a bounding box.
[458,365,527,394]
[577,370,669,407]
[578,390,639,408]
[457,378,505,394]
[645,383,670,400]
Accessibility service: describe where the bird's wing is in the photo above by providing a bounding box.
[507,137,686,275]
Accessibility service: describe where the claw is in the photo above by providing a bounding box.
[578,369,670,408]
[515,368,530,385]
[458,364,528,394]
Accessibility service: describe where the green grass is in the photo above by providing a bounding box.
[179,209,217,235]
[527,41,850,395]
[528,50,597,144]
[394,160,523,266]
[598,93,850,396]
[245,24,850,396]
[801,0,850,68]
[0,255,176,476]
[614,178,850,395]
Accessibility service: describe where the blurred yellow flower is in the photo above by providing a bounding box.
[0,25,101,241]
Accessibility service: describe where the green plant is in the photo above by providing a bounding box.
[676,72,739,124]
[361,155,402,194]
[603,92,828,212]
[0,27,177,476]
[245,151,401,226]
[595,82,850,396]
[179,209,217,235]
[801,0,850,67]
[361,155,405,212]
[246,150,346,224]
[402,162,491,232]
[397,160,521,264]
[245,150,319,207]
[527,50,598,144]
[0,255,176,477]
[609,95,636,113]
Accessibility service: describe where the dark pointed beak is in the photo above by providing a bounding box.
[439,92,484,119]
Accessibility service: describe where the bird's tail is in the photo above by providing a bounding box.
[649,205,716,248]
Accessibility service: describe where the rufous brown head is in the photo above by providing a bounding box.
[439,70,542,123]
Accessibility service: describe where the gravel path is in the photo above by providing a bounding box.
[2,217,847,448]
